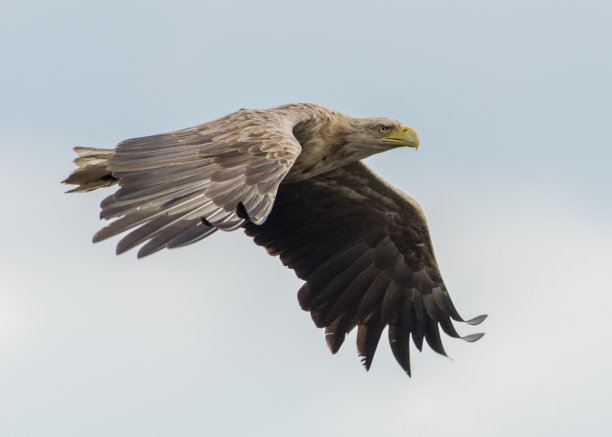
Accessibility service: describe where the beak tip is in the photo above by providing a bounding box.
[404,126,419,150]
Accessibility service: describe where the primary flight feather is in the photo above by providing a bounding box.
[64,103,486,375]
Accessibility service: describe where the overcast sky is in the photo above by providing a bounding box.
[1,1,611,436]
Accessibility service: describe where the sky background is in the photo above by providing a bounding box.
[1,0,611,436]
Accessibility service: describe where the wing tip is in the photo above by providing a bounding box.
[465,314,488,326]
[461,332,485,342]
[92,231,105,243]
[359,355,373,371]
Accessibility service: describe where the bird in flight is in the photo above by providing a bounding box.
[64,103,486,375]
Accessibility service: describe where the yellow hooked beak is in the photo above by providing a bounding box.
[382,125,420,150]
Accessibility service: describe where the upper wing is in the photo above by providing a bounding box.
[94,109,302,258]
[244,161,486,374]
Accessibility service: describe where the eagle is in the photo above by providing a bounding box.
[63,103,486,375]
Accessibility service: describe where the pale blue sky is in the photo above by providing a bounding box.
[1,1,611,436]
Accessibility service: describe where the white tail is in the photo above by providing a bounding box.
[63,147,117,193]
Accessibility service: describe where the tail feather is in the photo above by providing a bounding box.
[63,147,117,193]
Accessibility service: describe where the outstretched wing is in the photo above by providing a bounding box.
[94,108,302,258]
[244,161,486,374]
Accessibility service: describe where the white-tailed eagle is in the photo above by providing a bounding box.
[64,103,486,375]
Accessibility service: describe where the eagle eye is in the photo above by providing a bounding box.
[378,125,390,134]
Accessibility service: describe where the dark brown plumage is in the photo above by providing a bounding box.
[64,103,485,375]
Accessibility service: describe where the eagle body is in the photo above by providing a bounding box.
[64,103,485,375]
